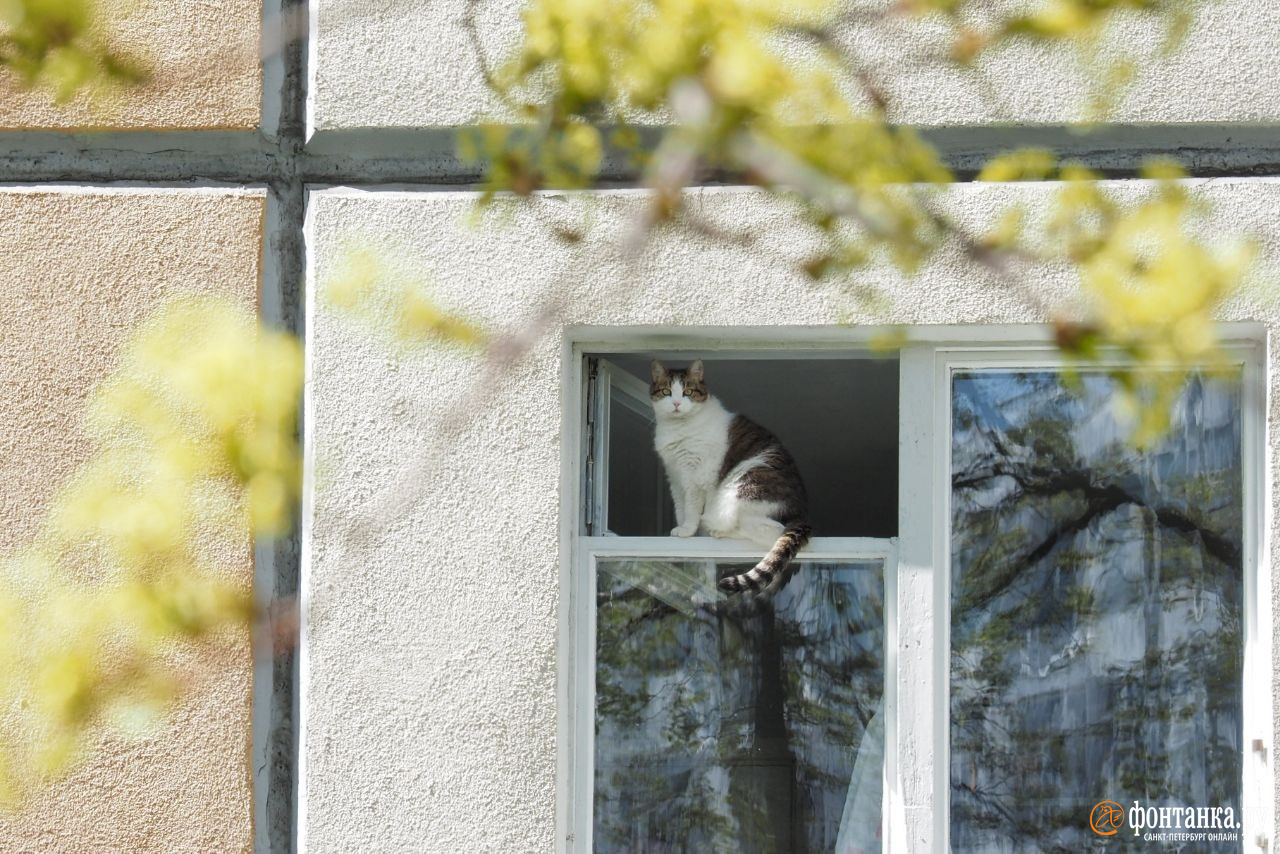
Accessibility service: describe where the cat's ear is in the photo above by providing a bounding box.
[650,360,668,383]
[687,359,704,382]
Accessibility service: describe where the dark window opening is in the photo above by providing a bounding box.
[591,355,899,539]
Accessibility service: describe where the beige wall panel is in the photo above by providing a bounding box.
[0,0,261,130]
[0,188,264,853]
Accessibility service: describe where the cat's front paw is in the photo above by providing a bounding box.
[671,524,698,537]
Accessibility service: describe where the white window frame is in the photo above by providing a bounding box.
[557,325,1271,854]
[932,341,1273,852]
[585,358,665,536]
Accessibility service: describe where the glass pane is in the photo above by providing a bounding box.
[595,559,885,853]
[950,370,1243,851]
[607,392,671,535]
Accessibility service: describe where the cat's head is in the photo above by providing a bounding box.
[650,359,710,418]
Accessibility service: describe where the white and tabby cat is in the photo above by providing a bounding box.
[650,359,811,595]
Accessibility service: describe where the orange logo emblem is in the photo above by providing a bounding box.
[1091,801,1125,836]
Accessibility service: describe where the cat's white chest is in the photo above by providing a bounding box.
[654,413,729,488]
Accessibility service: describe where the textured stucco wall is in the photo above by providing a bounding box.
[0,0,261,130]
[0,187,265,853]
[303,180,1279,851]
[309,0,1280,131]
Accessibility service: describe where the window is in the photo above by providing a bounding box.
[949,368,1244,849]
[594,552,887,851]
[563,332,1269,852]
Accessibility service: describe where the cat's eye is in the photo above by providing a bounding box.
[661,389,671,396]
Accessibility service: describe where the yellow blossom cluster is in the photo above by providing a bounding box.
[471,0,1241,441]
[0,297,301,803]
[469,0,1217,282]
[470,0,1203,196]
[1057,165,1253,442]
[468,0,959,269]
[980,158,1254,443]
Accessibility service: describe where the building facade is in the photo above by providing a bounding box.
[1,0,1278,851]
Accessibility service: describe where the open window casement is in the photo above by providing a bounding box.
[583,357,671,536]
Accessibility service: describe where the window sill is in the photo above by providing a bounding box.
[580,534,896,560]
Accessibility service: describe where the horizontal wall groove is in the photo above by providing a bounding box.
[0,123,1277,187]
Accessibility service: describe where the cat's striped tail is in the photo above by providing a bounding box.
[718,523,812,595]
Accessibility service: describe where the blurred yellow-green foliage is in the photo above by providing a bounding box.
[0,298,301,804]
[0,0,146,102]
[905,0,1197,115]
[324,246,489,351]
[467,0,1245,435]
[979,156,1254,442]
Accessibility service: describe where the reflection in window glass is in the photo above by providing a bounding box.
[950,371,1243,851]
[595,559,884,853]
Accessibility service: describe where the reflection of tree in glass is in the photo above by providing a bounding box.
[950,371,1243,852]
[595,560,883,853]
